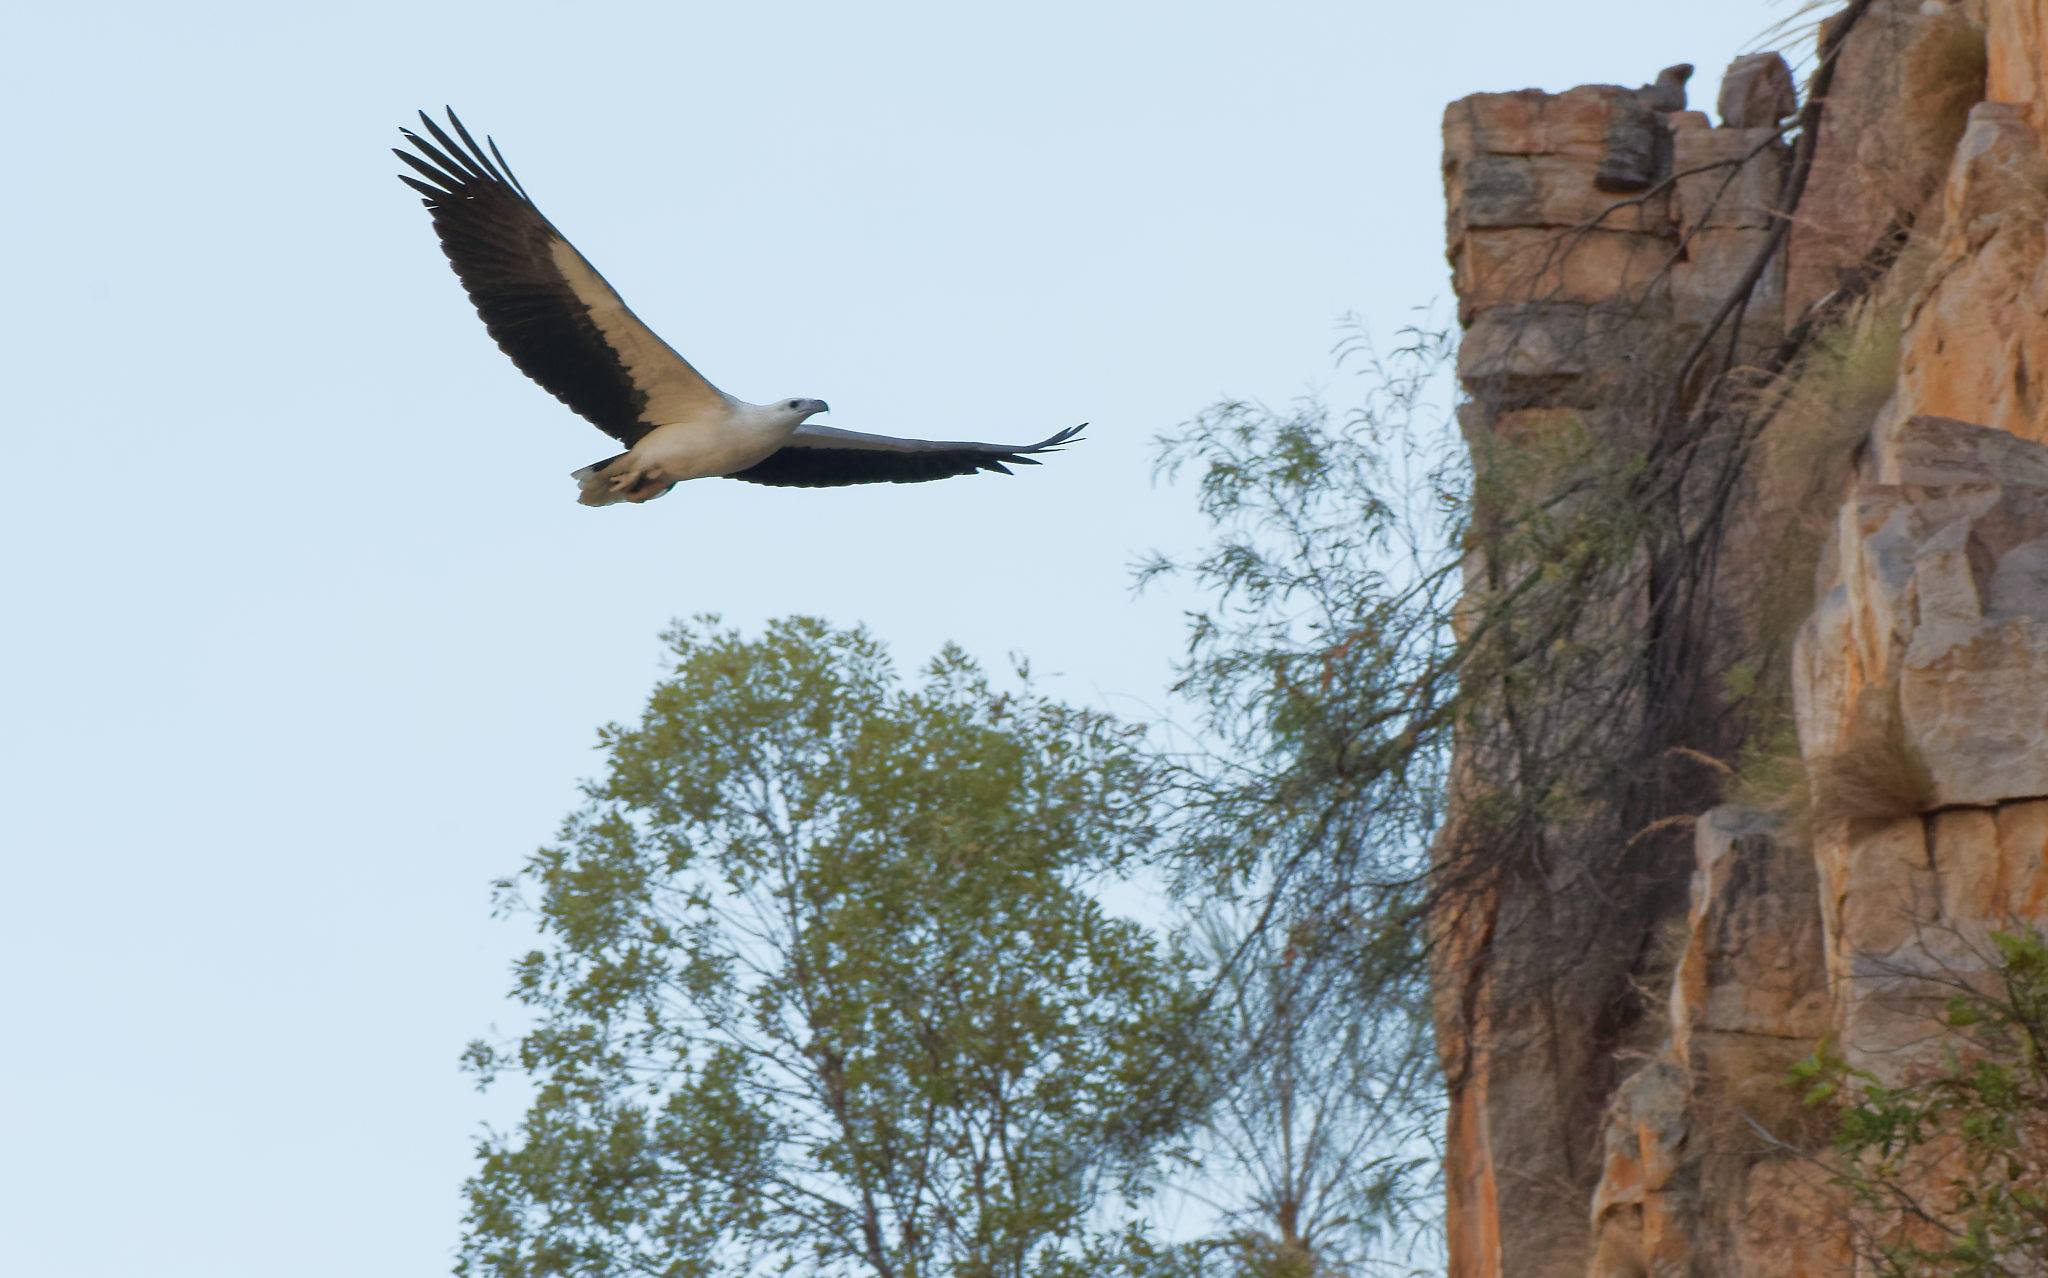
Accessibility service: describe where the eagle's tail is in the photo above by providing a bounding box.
[571,452,633,506]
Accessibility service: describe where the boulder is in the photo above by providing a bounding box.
[1717,52,1798,128]
[1669,809,1830,1090]
[1796,415,2048,808]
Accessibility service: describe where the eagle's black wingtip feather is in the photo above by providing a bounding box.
[487,134,530,198]
[417,111,489,184]
[1024,424,1086,453]
[396,173,443,202]
[445,110,508,185]
[395,147,455,186]
[398,129,476,191]
[399,107,528,201]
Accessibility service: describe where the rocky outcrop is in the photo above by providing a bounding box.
[1718,53,1798,130]
[1437,3,2048,1275]
[1440,78,1733,1278]
[1587,810,1846,1278]
[1893,102,2048,442]
[1786,0,1985,318]
[1440,51,1804,1278]
[1798,415,2048,811]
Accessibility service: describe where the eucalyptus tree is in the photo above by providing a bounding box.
[460,617,1206,1278]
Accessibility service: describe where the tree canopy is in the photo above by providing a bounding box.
[460,617,1205,1278]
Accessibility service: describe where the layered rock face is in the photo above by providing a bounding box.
[1437,3,2048,1274]
[1440,76,1773,1278]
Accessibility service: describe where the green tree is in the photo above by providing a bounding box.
[460,617,1205,1278]
[1138,328,1461,1271]
[1792,928,2048,1276]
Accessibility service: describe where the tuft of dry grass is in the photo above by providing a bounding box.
[1909,16,1990,141]
[1891,13,1990,216]
[1728,683,1934,843]
[1809,687,1935,827]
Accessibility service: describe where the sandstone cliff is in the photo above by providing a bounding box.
[1437,3,2047,1274]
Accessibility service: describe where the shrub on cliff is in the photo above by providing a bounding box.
[1792,927,2048,1275]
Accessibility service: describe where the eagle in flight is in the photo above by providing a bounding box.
[395,110,1083,505]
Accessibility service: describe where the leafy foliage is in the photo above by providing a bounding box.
[1138,327,1462,1271]
[1139,324,1463,917]
[460,617,1207,1278]
[1792,929,2048,1275]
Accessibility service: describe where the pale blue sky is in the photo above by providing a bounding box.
[3,2,1788,1272]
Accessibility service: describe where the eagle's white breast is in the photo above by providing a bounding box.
[635,404,797,482]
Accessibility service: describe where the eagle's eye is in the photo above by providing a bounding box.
[788,400,801,409]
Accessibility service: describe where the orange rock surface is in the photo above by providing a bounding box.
[1438,4,2048,1273]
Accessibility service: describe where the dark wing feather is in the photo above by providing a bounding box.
[395,109,726,446]
[725,424,1085,488]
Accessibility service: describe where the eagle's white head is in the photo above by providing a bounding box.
[775,397,830,424]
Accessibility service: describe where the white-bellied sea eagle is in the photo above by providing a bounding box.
[395,109,1084,505]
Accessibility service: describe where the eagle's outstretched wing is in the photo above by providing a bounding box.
[395,109,727,446]
[725,424,1086,488]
